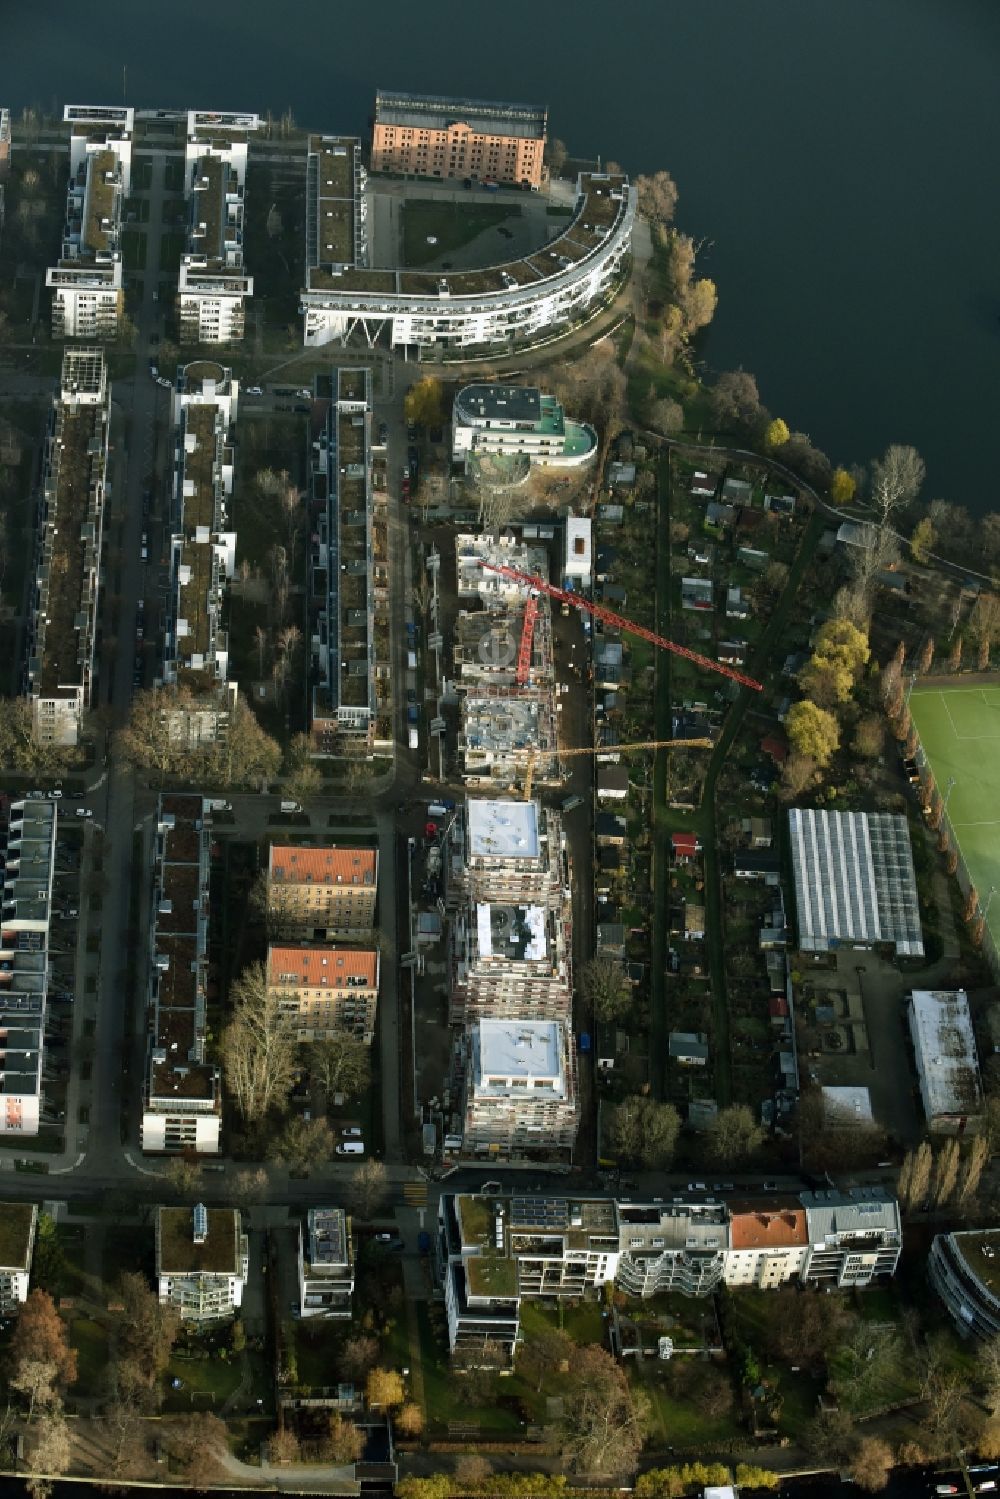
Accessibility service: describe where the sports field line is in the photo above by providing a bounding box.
[951,820,1000,830]
[934,690,1000,741]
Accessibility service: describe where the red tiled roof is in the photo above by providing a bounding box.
[267,945,378,987]
[672,833,698,853]
[269,845,376,887]
[769,996,790,1018]
[760,735,788,764]
[730,1208,807,1250]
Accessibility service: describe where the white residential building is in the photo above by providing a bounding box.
[27,349,110,747]
[930,1229,1000,1340]
[47,105,133,339]
[451,384,596,472]
[156,1204,247,1323]
[0,1203,38,1312]
[0,799,57,1136]
[908,988,983,1134]
[301,170,634,355]
[450,896,571,1025]
[298,1208,354,1319]
[563,514,593,589]
[162,361,239,742]
[177,111,258,343]
[141,795,221,1155]
[462,1018,579,1159]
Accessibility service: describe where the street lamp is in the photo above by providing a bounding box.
[943,776,956,816]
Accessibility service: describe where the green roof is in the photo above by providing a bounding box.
[158,1207,240,1275]
[0,1203,35,1270]
[466,1253,518,1299]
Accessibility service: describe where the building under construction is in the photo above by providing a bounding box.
[452,535,559,792]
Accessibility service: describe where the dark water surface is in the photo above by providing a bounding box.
[8,0,1000,507]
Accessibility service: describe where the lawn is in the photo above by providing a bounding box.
[416,1303,526,1434]
[909,682,1000,950]
[631,1360,739,1450]
[69,1316,109,1389]
[164,1349,243,1410]
[292,1320,342,1389]
[401,199,521,268]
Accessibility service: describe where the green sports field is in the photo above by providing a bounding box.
[909,683,1000,950]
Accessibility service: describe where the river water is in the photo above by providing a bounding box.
[8,0,1000,508]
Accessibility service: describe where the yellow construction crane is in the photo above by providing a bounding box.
[520,737,714,801]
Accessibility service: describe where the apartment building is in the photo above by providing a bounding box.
[156,1203,247,1323]
[457,798,569,910]
[908,988,984,1134]
[267,844,378,940]
[929,1228,1000,1340]
[455,532,548,603]
[437,1186,902,1357]
[266,944,380,1044]
[452,384,596,472]
[0,799,57,1136]
[462,1018,579,1159]
[162,361,239,744]
[298,1207,354,1319]
[141,795,221,1155]
[26,348,110,747]
[177,111,258,343]
[47,105,133,339]
[0,1202,38,1313]
[371,91,546,189]
[449,896,571,1025]
[311,367,390,758]
[302,134,367,287]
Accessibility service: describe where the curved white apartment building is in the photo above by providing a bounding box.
[300,138,635,354]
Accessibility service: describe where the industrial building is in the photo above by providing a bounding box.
[371,90,547,189]
[162,361,239,745]
[0,1203,37,1313]
[298,1207,355,1319]
[47,104,133,339]
[26,348,110,747]
[301,170,635,355]
[311,367,391,758]
[141,796,221,1155]
[156,1204,247,1323]
[788,808,924,956]
[907,988,983,1134]
[437,1186,902,1357]
[266,844,378,940]
[451,384,596,473]
[266,944,380,1044]
[0,799,57,1136]
[177,111,259,343]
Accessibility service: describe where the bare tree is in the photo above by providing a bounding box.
[871,444,925,527]
[28,1413,71,1482]
[959,1135,992,1206]
[346,1159,388,1220]
[221,961,297,1123]
[931,1138,961,1210]
[635,169,679,227]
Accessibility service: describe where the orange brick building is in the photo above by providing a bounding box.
[267,944,380,1044]
[267,845,378,941]
[371,90,547,189]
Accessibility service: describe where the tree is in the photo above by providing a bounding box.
[850,1436,893,1492]
[12,1291,77,1401]
[559,1344,643,1476]
[910,517,935,564]
[799,618,870,705]
[395,1402,424,1436]
[871,443,925,525]
[897,1140,933,1212]
[118,687,280,787]
[310,1034,372,1099]
[648,398,684,434]
[636,169,679,226]
[705,1103,765,1164]
[270,1115,335,1175]
[609,1097,680,1169]
[207,696,282,787]
[322,1413,364,1464]
[947,635,963,673]
[0,698,84,776]
[161,1412,230,1485]
[802,1406,855,1463]
[396,1479,453,1499]
[10,1361,60,1422]
[113,1271,179,1407]
[958,1135,991,1205]
[222,961,297,1124]
[454,1455,493,1487]
[763,417,790,450]
[681,278,717,334]
[340,1334,380,1383]
[404,377,445,429]
[931,1137,961,1209]
[830,467,856,505]
[709,370,761,431]
[734,1467,780,1491]
[347,1159,389,1220]
[517,1323,573,1392]
[580,957,631,1022]
[366,1367,405,1408]
[267,1428,301,1464]
[779,751,818,801]
[785,700,840,767]
[978,1337,1000,1416]
[964,885,980,923]
[165,1155,204,1198]
[545,138,568,174]
[29,1412,71,1478]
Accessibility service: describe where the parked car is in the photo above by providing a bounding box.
[74,808,93,819]
[298,388,312,400]
[341,1126,363,1138]
[246,385,263,396]
[336,1141,365,1156]
[406,422,417,443]
[377,421,388,444]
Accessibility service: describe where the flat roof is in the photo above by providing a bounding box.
[307,1206,349,1266]
[822,1085,875,1127]
[0,1202,36,1270]
[374,89,546,140]
[158,1205,241,1275]
[909,988,983,1120]
[477,1018,562,1080]
[467,799,540,860]
[950,1229,1000,1301]
[457,384,541,425]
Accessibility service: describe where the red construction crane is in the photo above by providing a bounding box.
[480,563,763,692]
[516,591,539,685]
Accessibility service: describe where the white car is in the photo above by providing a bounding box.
[341,1126,363,1138]
[336,1141,365,1156]
[298,388,312,399]
[246,386,263,396]
[74,808,93,819]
